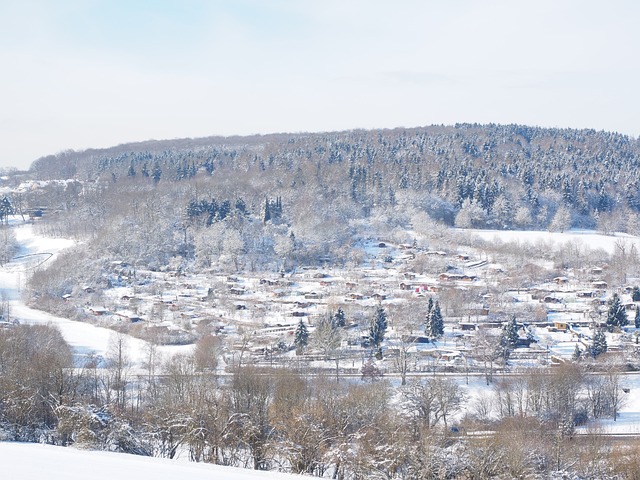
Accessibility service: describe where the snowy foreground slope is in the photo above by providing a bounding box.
[1,442,299,480]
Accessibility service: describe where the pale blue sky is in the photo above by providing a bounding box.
[1,0,639,169]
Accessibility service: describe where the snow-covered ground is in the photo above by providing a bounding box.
[1,443,298,480]
[578,372,640,434]
[1,218,193,370]
[454,371,640,435]
[463,227,640,255]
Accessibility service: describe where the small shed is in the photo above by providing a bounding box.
[553,321,569,332]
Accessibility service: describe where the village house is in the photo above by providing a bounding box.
[89,307,108,316]
[439,273,478,282]
[399,282,414,291]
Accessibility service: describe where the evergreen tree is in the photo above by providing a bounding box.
[127,162,136,177]
[572,344,582,361]
[502,316,519,349]
[424,297,434,334]
[334,307,346,328]
[273,196,282,218]
[495,336,512,363]
[590,329,608,358]
[151,162,162,184]
[293,319,309,351]
[424,300,433,336]
[263,198,271,223]
[235,198,247,215]
[141,162,150,177]
[0,196,13,224]
[186,199,202,219]
[633,286,640,302]
[432,302,444,337]
[187,161,197,178]
[635,308,640,329]
[205,198,219,225]
[425,301,444,339]
[606,293,628,330]
[368,306,388,355]
[176,162,186,180]
[496,316,519,363]
[388,186,396,206]
[218,199,231,220]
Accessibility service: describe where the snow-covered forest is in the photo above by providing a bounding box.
[31,124,640,232]
[4,124,640,478]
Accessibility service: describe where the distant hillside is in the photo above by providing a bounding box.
[29,124,640,233]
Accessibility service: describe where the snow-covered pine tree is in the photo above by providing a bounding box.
[424,298,434,336]
[334,307,346,328]
[425,301,444,339]
[606,293,628,330]
[635,308,640,329]
[263,198,271,223]
[495,336,511,363]
[432,301,444,337]
[502,316,519,349]
[590,329,608,358]
[151,162,162,183]
[572,343,582,361]
[368,306,388,357]
[294,319,309,352]
[495,316,519,363]
[0,196,13,225]
[632,286,640,302]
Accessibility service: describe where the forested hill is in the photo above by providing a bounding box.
[29,123,640,234]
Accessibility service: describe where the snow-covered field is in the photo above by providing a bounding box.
[441,371,640,434]
[464,227,640,254]
[1,443,298,480]
[579,372,640,434]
